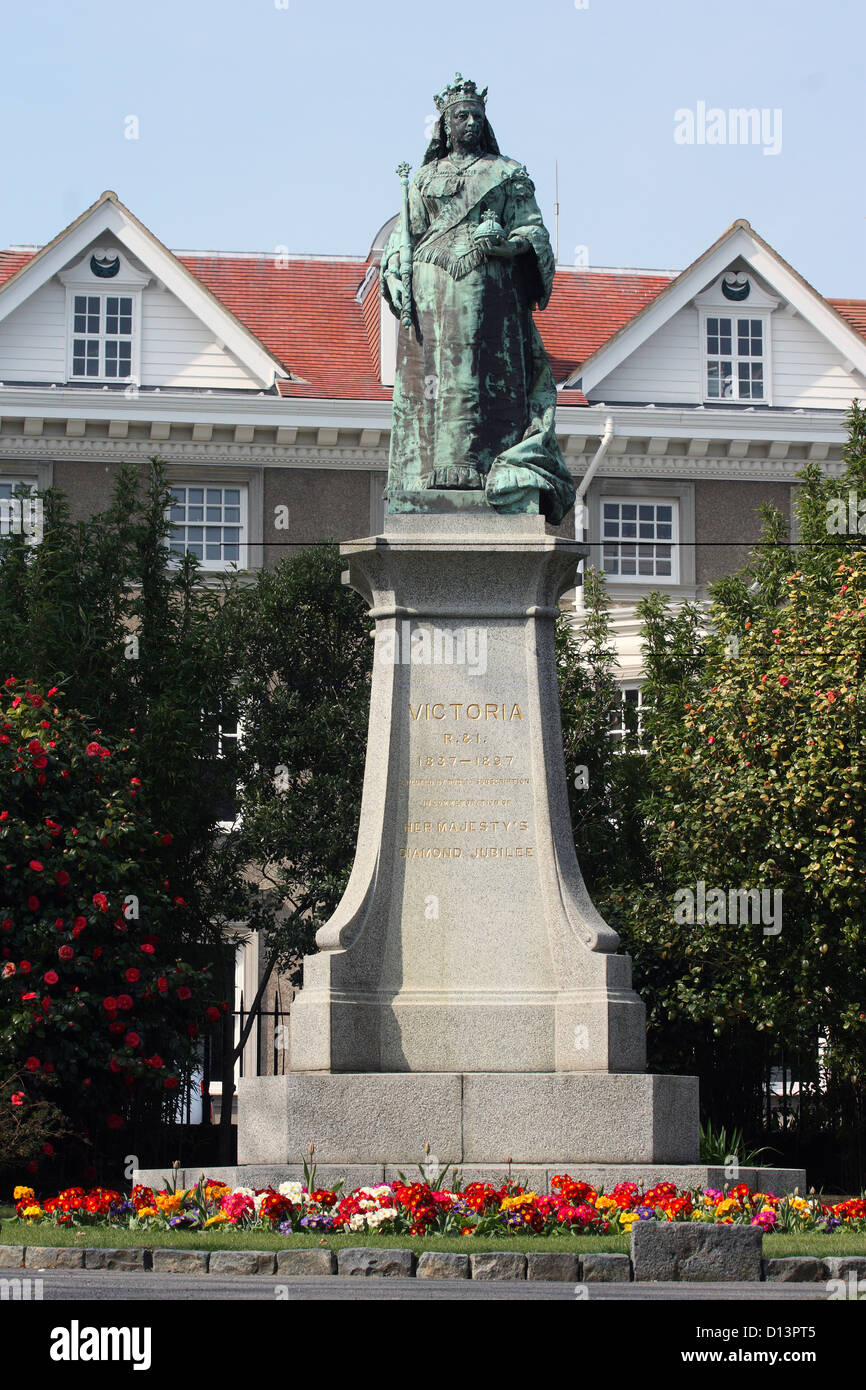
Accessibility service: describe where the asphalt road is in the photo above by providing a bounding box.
[17,1271,833,1301]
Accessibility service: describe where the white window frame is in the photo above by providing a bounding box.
[64,287,142,386]
[166,481,249,573]
[600,495,680,585]
[608,683,645,742]
[699,308,772,405]
[0,476,41,548]
[211,711,243,833]
[65,289,140,384]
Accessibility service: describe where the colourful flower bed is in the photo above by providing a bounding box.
[11,1178,866,1237]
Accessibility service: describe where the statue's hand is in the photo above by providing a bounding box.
[384,270,403,314]
[484,237,529,260]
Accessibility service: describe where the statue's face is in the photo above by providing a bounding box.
[447,103,484,152]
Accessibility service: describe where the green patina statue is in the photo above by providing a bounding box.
[381,73,576,524]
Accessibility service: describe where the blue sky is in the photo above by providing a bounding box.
[3,0,864,293]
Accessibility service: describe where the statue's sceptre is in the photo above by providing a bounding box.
[396,162,416,335]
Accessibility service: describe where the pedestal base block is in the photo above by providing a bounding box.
[236,1071,700,1167]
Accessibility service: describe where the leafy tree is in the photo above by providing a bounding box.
[599,402,866,1177]
[0,460,240,916]
[0,681,224,1181]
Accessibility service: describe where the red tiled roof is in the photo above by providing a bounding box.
[0,250,37,283]
[178,254,391,400]
[830,298,866,337]
[541,269,674,381]
[1,244,863,401]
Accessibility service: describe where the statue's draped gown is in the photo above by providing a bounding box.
[382,154,575,525]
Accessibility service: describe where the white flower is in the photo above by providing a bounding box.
[232,1187,255,1199]
[348,1213,366,1232]
[367,1207,398,1229]
[278,1182,305,1203]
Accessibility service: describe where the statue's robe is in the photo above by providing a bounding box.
[381,154,575,524]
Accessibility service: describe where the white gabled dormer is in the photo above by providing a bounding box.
[569,221,866,410]
[0,191,289,392]
[693,264,780,405]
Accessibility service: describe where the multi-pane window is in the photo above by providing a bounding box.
[602,499,677,582]
[0,478,38,543]
[705,315,764,401]
[609,685,644,742]
[168,485,245,570]
[71,294,134,379]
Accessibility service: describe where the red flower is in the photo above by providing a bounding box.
[42,1061,54,1073]
[779,674,790,687]
[85,742,102,757]
[116,994,133,1011]
[140,944,155,955]
[24,1056,40,1072]
[125,968,140,984]
[42,1143,54,1156]
[19,960,31,973]
[92,893,108,912]
[177,985,191,1001]
[103,996,118,1011]
[163,1077,179,1090]
[146,1055,164,1069]
[11,1092,24,1106]
[124,1032,141,1049]
[27,896,39,911]
[55,870,70,887]
[206,1006,221,1022]
[73,916,86,930]
[29,860,44,873]
[106,1114,124,1129]
[187,1024,198,1038]
[72,923,85,938]
[44,970,59,985]
[58,945,74,962]
[160,833,172,846]
[157,977,168,993]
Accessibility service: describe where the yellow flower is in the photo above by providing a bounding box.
[136,1207,158,1220]
[596,1195,617,1212]
[619,1211,640,1226]
[14,1186,35,1201]
[155,1192,183,1214]
[21,1205,43,1219]
[204,1212,229,1227]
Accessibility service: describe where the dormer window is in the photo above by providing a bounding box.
[71,294,134,378]
[705,314,764,401]
[696,271,778,405]
[60,247,149,385]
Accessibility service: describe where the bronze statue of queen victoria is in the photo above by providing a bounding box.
[381,74,575,524]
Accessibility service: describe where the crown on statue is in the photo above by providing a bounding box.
[434,72,488,114]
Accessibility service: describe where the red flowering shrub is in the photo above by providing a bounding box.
[0,682,218,1171]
